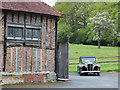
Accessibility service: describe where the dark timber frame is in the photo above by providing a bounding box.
[2,9,60,72]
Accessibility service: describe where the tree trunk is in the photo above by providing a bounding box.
[98,40,101,48]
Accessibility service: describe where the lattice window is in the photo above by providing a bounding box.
[7,27,23,39]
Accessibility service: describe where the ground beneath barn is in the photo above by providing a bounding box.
[2,73,119,88]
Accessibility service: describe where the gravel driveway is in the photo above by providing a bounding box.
[2,73,119,88]
[53,73,118,88]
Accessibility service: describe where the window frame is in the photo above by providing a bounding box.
[26,28,40,40]
[7,24,24,40]
[6,24,41,41]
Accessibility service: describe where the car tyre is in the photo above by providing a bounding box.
[79,68,83,76]
[97,73,100,76]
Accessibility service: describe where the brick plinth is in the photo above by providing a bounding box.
[1,72,57,85]
[22,74,46,83]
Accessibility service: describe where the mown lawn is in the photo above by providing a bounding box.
[69,44,119,72]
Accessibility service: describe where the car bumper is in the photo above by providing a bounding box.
[81,71,100,73]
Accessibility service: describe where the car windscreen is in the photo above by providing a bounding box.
[81,58,96,63]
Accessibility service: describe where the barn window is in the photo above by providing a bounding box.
[26,28,39,40]
[7,27,14,38]
[7,27,23,39]
[33,29,39,39]
[15,28,23,38]
[26,29,32,39]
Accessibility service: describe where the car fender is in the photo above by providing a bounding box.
[97,65,101,68]
[78,65,84,68]
[78,65,84,72]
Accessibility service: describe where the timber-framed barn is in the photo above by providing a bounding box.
[0,1,61,83]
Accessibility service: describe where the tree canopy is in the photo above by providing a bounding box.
[88,12,116,48]
[53,2,119,46]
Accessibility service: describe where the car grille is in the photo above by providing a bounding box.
[87,64,93,71]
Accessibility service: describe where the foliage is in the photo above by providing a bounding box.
[53,2,119,46]
[74,26,90,44]
[57,23,73,42]
[88,12,116,48]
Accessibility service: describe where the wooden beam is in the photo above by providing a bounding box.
[30,47,33,72]
[3,10,7,72]
[21,46,23,72]
[40,49,42,72]
[55,17,58,78]
[25,47,28,72]
[11,48,13,72]
[45,17,48,71]
[50,50,52,72]
[35,48,38,72]
[16,47,18,72]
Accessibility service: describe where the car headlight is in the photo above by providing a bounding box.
[93,64,96,68]
[85,64,87,68]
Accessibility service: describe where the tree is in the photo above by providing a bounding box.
[57,23,73,43]
[88,12,115,48]
[54,2,118,45]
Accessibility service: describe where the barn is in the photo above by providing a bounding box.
[0,1,62,83]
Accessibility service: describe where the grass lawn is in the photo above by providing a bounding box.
[69,44,119,73]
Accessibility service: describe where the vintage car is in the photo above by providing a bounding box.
[77,56,100,76]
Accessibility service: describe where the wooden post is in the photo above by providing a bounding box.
[21,46,23,72]
[25,47,28,72]
[45,17,48,71]
[36,48,38,72]
[30,47,33,72]
[3,10,7,72]
[50,50,52,72]
[55,17,58,78]
[11,48,13,72]
[16,47,18,72]
[40,49,42,72]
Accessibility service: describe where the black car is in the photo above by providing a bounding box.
[78,56,100,76]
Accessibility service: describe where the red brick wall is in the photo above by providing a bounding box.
[4,11,56,73]
[5,47,55,72]
[0,12,4,72]
[22,74,46,83]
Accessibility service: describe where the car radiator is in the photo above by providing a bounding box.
[87,64,93,71]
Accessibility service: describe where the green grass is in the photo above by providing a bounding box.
[69,63,119,73]
[69,44,119,73]
[69,44,118,58]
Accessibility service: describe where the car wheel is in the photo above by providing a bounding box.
[79,68,83,76]
[97,73,100,76]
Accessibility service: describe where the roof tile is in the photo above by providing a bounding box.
[1,1,61,17]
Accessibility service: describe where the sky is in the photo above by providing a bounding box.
[41,0,56,6]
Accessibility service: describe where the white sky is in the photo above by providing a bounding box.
[41,0,57,6]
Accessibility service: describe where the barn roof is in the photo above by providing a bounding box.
[1,1,62,17]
